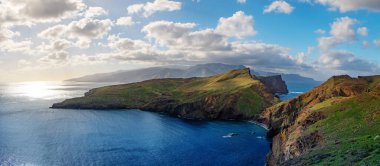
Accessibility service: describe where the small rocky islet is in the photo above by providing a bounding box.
[52,69,380,165]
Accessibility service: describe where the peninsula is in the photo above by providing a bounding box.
[52,69,280,120]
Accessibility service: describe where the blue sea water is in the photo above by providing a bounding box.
[0,82,271,166]
[279,82,319,101]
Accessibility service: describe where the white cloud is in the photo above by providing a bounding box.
[0,28,19,43]
[0,0,86,26]
[127,0,181,17]
[39,18,113,48]
[40,51,69,63]
[315,29,326,34]
[104,17,310,72]
[0,39,33,53]
[0,1,99,56]
[362,41,369,48]
[142,21,195,45]
[127,4,144,15]
[318,17,358,50]
[142,21,196,38]
[83,11,310,73]
[264,1,295,14]
[68,18,112,40]
[0,27,33,53]
[295,52,307,64]
[116,17,135,26]
[84,7,107,18]
[82,12,309,72]
[316,51,379,72]
[330,17,357,37]
[37,39,72,52]
[237,0,246,4]
[38,25,67,39]
[199,42,313,72]
[314,17,379,77]
[357,27,368,36]
[107,35,152,51]
[142,21,230,51]
[36,39,73,64]
[316,0,380,12]
[215,11,256,38]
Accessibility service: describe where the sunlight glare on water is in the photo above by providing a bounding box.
[4,81,86,100]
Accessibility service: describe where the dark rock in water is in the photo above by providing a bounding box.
[231,133,239,136]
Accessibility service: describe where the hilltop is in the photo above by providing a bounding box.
[53,69,278,120]
[259,75,380,165]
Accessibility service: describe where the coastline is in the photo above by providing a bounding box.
[248,120,269,130]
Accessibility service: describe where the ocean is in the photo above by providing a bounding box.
[0,82,271,166]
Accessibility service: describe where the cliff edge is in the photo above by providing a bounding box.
[259,75,380,165]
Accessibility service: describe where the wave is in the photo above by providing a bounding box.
[248,121,269,130]
[289,91,304,94]
[222,133,239,138]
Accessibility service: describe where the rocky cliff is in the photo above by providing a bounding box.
[258,75,288,94]
[259,75,380,165]
[52,69,278,120]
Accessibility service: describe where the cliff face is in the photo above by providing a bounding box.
[259,75,380,165]
[258,75,289,94]
[52,69,278,120]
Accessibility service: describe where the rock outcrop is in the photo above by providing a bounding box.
[258,75,288,94]
[259,75,380,165]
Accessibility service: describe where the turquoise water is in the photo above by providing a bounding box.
[0,82,270,166]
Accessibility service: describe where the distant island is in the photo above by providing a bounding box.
[53,69,380,165]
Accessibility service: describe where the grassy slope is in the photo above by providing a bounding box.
[54,69,275,118]
[283,76,380,165]
[300,94,380,165]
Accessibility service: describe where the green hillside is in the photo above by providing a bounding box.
[261,75,380,166]
[52,68,277,120]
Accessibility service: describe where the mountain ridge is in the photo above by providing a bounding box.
[66,63,320,92]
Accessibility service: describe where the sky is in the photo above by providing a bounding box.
[0,0,380,82]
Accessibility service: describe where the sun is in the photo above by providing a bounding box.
[21,82,52,98]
